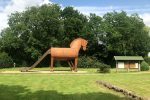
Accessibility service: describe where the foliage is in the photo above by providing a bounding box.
[78,56,102,68]
[61,7,88,46]
[141,61,149,71]
[0,52,13,68]
[97,63,111,73]
[102,11,150,64]
[144,57,150,65]
[0,4,63,66]
[86,14,107,60]
[0,4,150,67]
[78,56,110,73]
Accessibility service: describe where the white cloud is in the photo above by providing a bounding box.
[0,0,52,32]
[74,6,116,16]
[140,13,150,26]
[1,2,150,32]
[40,0,52,6]
[75,6,150,27]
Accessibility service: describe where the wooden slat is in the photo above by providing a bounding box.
[21,49,50,71]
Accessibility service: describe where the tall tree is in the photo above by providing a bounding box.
[86,14,107,61]
[103,11,150,64]
[1,4,63,66]
[61,7,88,46]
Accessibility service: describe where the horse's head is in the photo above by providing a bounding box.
[70,38,88,51]
[81,38,88,51]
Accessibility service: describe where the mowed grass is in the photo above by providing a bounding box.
[100,72,150,98]
[0,74,127,100]
[0,67,150,99]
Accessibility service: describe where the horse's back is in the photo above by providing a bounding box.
[51,48,78,58]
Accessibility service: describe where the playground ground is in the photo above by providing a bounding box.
[0,67,150,100]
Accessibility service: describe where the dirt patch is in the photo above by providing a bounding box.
[0,70,87,74]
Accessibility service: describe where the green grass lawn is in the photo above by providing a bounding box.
[0,74,127,100]
[0,67,150,100]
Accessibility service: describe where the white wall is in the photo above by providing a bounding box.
[135,63,138,68]
[118,62,124,68]
[117,61,139,68]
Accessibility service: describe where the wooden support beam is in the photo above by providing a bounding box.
[138,61,141,71]
[116,61,118,72]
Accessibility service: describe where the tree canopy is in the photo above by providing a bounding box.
[0,4,150,67]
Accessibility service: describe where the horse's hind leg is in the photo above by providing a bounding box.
[68,61,73,71]
[50,57,54,72]
[70,61,75,71]
[74,57,78,72]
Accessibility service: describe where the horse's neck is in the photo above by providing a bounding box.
[70,40,81,51]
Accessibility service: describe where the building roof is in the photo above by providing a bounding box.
[114,56,144,61]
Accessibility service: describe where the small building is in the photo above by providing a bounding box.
[148,52,150,57]
[114,56,144,72]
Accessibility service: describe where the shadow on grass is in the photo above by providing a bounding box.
[0,85,129,100]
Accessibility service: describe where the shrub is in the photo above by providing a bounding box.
[97,63,111,73]
[141,61,149,71]
[78,56,110,73]
[144,57,150,66]
[0,52,13,68]
[78,56,101,68]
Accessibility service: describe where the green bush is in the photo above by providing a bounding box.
[78,56,110,73]
[78,56,101,68]
[0,52,13,68]
[141,61,149,71]
[97,63,111,73]
[144,57,150,65]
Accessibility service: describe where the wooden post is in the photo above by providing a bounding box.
[116,61,118,72]
[127,61,129,72]
[138,61,141,71]
[13,63,16,68]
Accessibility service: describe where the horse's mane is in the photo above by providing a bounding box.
[70,38,82,47]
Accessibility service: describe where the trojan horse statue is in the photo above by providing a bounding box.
[21,38,88,72]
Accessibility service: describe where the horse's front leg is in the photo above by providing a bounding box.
[50,57,54,72]
[74,57,78,72]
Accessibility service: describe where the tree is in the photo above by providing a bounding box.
[86,14,107,61]
[0,5,150,67]
[61,7,88,46]
[1,4,63,66]
[102,11,150,64]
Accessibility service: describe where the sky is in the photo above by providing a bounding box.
[0,0,150,32]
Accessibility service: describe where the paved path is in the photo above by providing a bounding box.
[1,70,150,75]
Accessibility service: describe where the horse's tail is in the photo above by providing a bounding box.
[20,49,51,72]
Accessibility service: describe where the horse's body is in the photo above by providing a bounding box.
[51,48,78,58]
[50,38,88,72]
[20,38,87,72]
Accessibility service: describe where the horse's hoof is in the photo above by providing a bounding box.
[50,69,54,72]
[20,67,28,72]
[74,70,78,72]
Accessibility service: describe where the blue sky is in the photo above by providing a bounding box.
[52,0,150,7]
[51,0,150,27]
[51,0,150,15]
[0,0,150,32]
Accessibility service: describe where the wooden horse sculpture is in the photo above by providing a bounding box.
[21,38,88,72]
[50,38,88,72]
